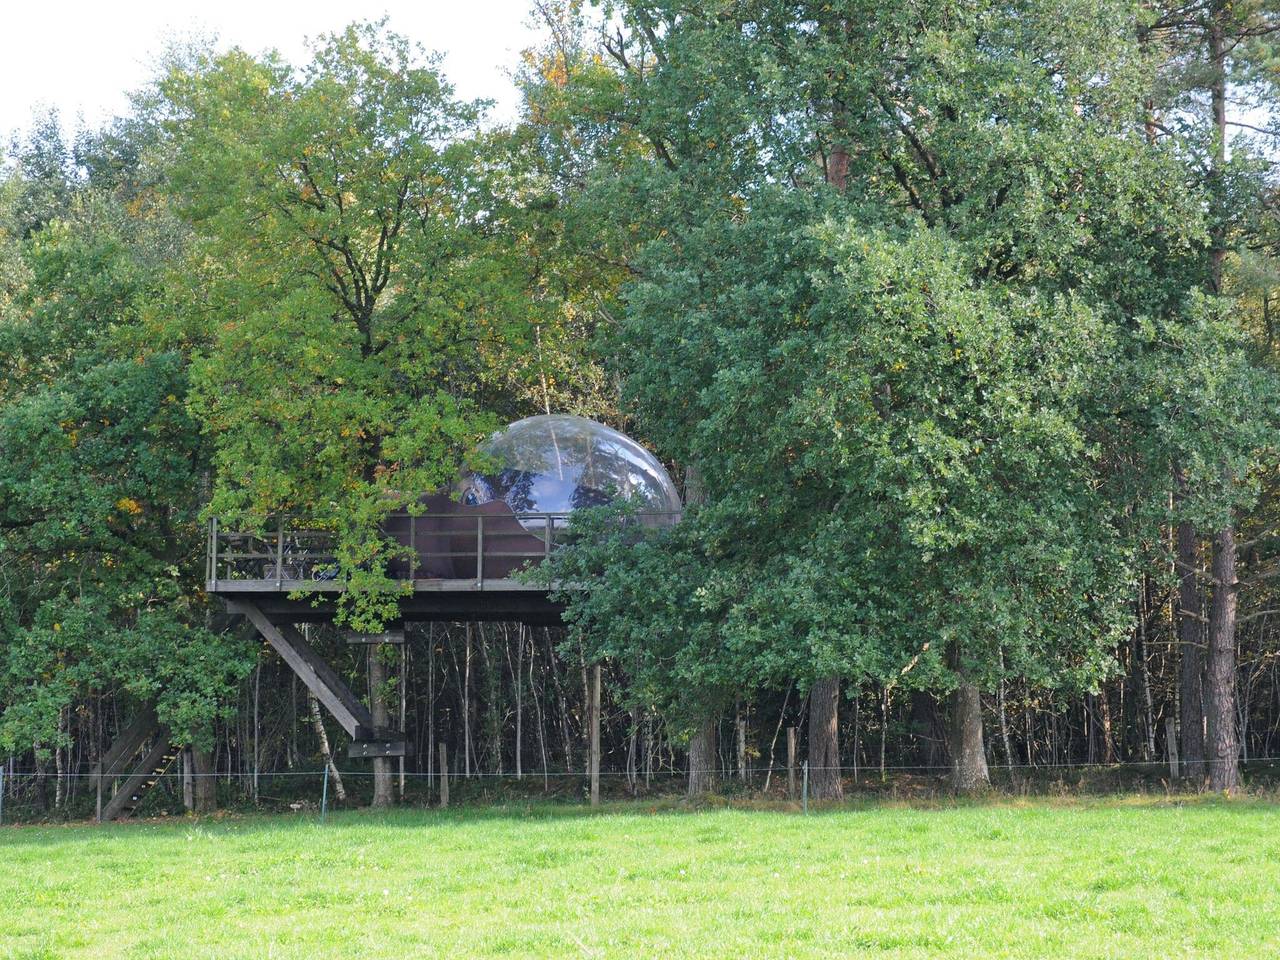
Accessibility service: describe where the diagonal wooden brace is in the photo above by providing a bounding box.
[229,601,374,738]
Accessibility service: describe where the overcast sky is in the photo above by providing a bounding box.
[0,1,538,138]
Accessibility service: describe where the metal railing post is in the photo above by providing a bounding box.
[409,513,417,582]
[276,516,285,589]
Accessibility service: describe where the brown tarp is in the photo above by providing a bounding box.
[383,493,548,580]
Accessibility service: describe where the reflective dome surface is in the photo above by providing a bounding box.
[460,415,681,528]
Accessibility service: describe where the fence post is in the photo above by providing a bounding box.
[802,760,809,815]
[438,742,449,809]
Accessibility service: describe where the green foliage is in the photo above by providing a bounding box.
[555,217,1133,715]
[0,133,252,749]
[545,0,1279,722]
[3,4,1279,774]
[162,23,606,626]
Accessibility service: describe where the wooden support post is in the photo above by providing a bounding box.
[787,726,797,801]
[209,517,221,588]
[438,742,449,809]
[369,645,394,808]
[589,664,602,807]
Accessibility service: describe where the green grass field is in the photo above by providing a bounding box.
[3,796,1278,959]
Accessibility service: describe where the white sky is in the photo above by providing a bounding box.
[0,1,539,138]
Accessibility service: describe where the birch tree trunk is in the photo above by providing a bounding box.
[1177,519,1207,778]
[1206,524,1240,792]
[309,690,346,803]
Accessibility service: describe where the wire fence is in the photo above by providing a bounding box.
[3,753,1270,826]
[3,756,1275,779]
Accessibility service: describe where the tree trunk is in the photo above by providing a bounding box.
[514,625,524,780]
[807,676,843,801]
[183,748,194,811]
[687,716,716,795]
[464,623,473,778]
[309,690,346,803]
[589,663,601,807]
[735,702,748,782]
[947,680,990,793]
[1208,8,1227,294]
[1136,578,1157,761]
[54,708,66,809]
[1206,524,1240,792]
[1177,519,1207,778]
[191,742,217,814]
[369,645,395,809]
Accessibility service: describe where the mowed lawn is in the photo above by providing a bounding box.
[3,796,1279,959]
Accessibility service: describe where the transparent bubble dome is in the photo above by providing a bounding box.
[460,415,681,527]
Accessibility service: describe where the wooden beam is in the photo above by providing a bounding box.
[229,601,373,738]
[345,629,405,645]
[347,739,407,759]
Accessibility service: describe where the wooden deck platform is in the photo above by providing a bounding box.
[205,511,576,624]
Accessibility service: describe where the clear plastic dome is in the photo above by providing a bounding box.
[460,415,681,529]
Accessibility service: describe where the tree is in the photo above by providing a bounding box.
[0,158,253,783]
[1141,0,1280,790]
[161,23,567,629]
[548,0,1219,791]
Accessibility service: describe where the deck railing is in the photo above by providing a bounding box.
[206,510,679,590]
